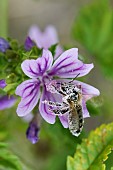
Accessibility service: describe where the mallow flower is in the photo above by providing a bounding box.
[15,48,100,128]
[0,79,16,110]
[0,37,10,53]
[25,25,63,58]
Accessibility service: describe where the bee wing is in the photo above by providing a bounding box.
[68,104,84,136]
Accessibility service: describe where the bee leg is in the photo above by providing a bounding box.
[49,107,70,116]
[52,84,67,96]
[49,108,63,116]
[42,100,64,107]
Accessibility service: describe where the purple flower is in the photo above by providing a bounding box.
[26,121,39,144]
[24,37,35,51]
[0,79,7,89]
[26,25,63,58]
[0,37,10,53]
[0,79,16,110]
[0,96,16,110]
[15,48,100,128]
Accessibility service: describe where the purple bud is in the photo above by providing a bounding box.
[0,37,10,53]
[0,79,7,89]
[24,37,35,51]
[26,122,40,144]
[0,95,16,110]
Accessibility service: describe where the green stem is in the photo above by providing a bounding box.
[0,0,8,37]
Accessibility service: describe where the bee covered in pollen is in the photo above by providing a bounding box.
[43,78,84,137]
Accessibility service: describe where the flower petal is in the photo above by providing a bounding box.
[26,121,40,144]
[54,45,64,59]
[49,48,94,78]
[43,25,59,48]
[40,49,53,71]
[49,48,79,76]
[21,50,53,78]
[73,80,100,101]
[49,48,78,74]
[21,60,41,78]
[71,63,94,78]
[58,113,69,128]
[24,36,35,51]
[39,85,62,124]
[0,79,7,89]
[28,25,59,49]
[0,37,10,53]
[82,99,90,118]
[0,95,16,110]
[28,25,43,48]
[22,113,33,122]
[16,79,40,117]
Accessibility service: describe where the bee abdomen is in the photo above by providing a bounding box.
[77,105,84,128]
[68,105,84,137]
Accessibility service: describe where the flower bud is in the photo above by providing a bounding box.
[0,37,10,53]
[26,115,40,144]
[0,79,7,89]
[24,37,35,51]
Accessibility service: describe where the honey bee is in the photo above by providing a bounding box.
[43,80,84,137]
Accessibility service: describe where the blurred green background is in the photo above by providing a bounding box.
[0,0,113,170]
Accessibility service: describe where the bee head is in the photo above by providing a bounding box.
[68,92,78,102]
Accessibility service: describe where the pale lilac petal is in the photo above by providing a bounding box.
[21,60,41,78]
[0,79,7,89]
[49,48,79,76]
[21,50,53,78]
[28,25,43,48]
[43,25,59,48]
[16,79,40,117]
[28,25,59,49]
[49,48,94,78]
[0,95,16,110]
[22,113,33,122]
[39,85,62,124]
[54,45,63,59]
[58,113,69,128]
[50,48,78,70]
[40,49,53,71]
[82,99,90,118]
[71,63,94,78]
[49,60,83,78]
[73,80,100,101]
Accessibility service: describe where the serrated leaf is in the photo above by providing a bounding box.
[72,0,113,78]
[67,123,113,170]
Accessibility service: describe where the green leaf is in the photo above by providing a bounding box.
[111,167,113,170]
[4,82,18,94]
[72,0,113,78]
[49,43,58,56]
[0,142,22,170]
[67,123,113,170]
